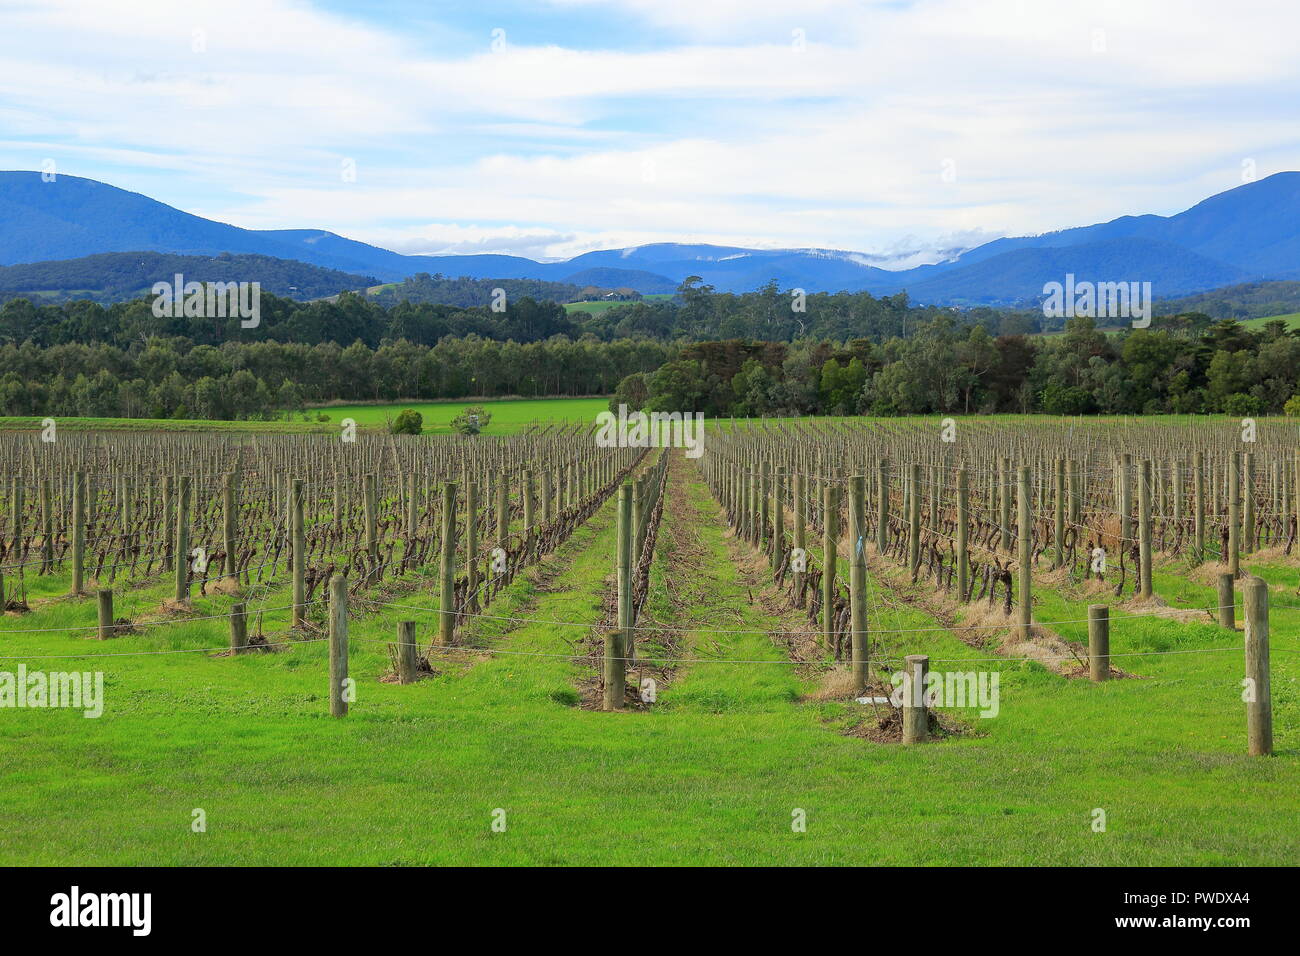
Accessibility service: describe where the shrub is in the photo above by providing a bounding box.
[390,409,423,435]
[451,405,491,435]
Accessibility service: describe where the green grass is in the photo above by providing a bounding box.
[309,397,608,433]
[1242,312,1300,330]
[0,453,1295,865]
[0,397,610,436]
[563,293,672,316]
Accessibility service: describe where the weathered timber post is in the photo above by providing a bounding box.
[772,466,785,573]
[792,472,807,606]
[223,472,239,586]
[848,475,868,694]
[364,473,378,577]
[1053,458,1065,570]
[40,478,53,574]
[1088,604,1109,682]
[1228,452,1241,576]
[292,478,306,627]
[956,467,970,600]
[605,484,633,711]
[876,458,889,553]
[1017,465,1032,640]
[328,574,348,717]
[1194,451,1206,563]
[902,654,929,745]
[822,484,838,649]
[229,600,248,654]
[439,481,457,646]
[395,620,418,685]
[174,475,191,604]
[907,463,921,575]
[1217,573,1235,629]
[1243,576,1273,756]
[71,470,85,596]
[1243,452,1255,553]
[97,588,113,640]
[1138,459,1153,600]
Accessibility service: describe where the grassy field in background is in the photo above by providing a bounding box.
[1243,312,1300,330]
[0,450,1295,865]
[563,293,673,316]
[0,397,610,436]
[310,397,608,432]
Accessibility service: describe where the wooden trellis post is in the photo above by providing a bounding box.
[848,475,868,694]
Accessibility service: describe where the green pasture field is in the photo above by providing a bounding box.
[563,293,673,316]
[308,397,609,432]
[0,448,1295,865]
[1242,312,1300,330]
[0,397,611,436]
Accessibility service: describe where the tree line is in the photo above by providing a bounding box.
[618,315,1300,418]
[0,336,671,421]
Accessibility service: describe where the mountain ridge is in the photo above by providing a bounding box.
[2,170,1296,305]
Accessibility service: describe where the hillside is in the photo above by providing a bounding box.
[0,251,376,304]
[4,170,1300,303]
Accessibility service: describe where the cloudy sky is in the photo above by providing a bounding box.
[2,0,1297,264]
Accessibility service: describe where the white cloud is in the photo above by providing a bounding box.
[1,0,1298,262]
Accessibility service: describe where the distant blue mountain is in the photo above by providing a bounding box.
[2,169,1297,305]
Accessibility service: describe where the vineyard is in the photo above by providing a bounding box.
[0,417,1295,865]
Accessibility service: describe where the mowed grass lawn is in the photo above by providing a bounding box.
[0,453,1295,865]
[309,397,609,433]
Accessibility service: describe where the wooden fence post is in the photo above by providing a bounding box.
[223,472,239,586]
[876,458,889,553]
[395,620,417,685]
[1017,465,1032,640]
[1138,459,1153,599]
[605,484,633,711]
[1088,604,1109,682]
[439,481,457,646]
[772,466,785,573]
[292,478,305,627]
[230,601,248,655]
[1228,452,1241,576]
[364,473,378,576]
[902,654,928,744]
[907,463,921,575]
[957,467,969,600]
[1217,573,1235,629]
[71,469,85,596]
[1194,451,1205,563]
[174,475,191,604]
[328,574,348,717]
[96,588,113,640]
[1053,457,1065,570]
[1243,452,1255,553]
[792,471,806,606]
[822,484,838,649]
[40,478,53,574]
[848,475,868,694]
[1243,576,1273,756]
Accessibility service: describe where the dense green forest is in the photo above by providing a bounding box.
[1153,280,1300,320]
[0,280,1293,421]
[620,315,1300,418]
[368,272,585,308]
[0,251,376,305]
